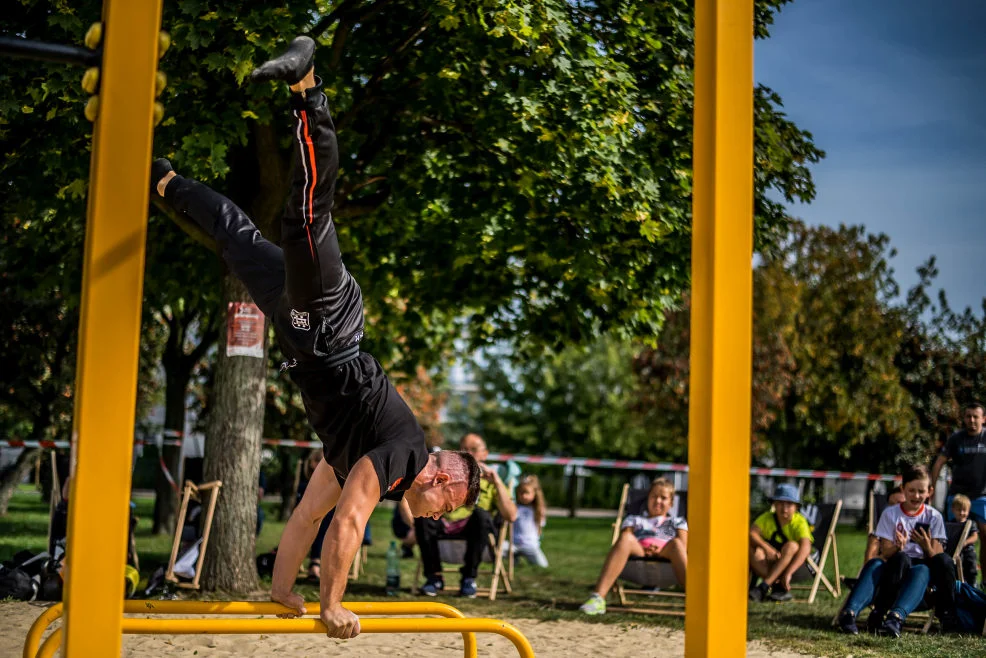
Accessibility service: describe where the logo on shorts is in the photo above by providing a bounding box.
[387,478,403,493]
[290,309,310,331]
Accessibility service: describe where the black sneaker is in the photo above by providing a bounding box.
[420,576,444,597]
[150,158,173,197]
[878,612,903,638]
[250,36,315,85]
[838,609,859,635]
[769,586,793,602]
[748,581,769,602]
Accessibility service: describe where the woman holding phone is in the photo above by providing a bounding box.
[837,464,957,637]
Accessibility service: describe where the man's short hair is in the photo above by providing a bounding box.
[965,401,985,414]
[437,450,482,507]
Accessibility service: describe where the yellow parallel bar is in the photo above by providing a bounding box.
[38,618,534,658]
[25,601,477,658]
[23,604,63,658]
[62,1,163,657]
[685,0,754,657]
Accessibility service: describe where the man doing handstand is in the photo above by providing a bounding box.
[150,36,480,639]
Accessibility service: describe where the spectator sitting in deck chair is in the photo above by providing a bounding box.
[579,477,688,616]
[415,433,518,597]
[749,483,813,603]
[951,494,980,586]
[836,464,955,637]
[864,486,906,561]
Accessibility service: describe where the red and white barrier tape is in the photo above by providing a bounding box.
[1,438,181,449]
[262,438,321,449]
[1,436,899,482]
[484,453,900,483]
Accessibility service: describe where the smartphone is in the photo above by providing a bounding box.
[913,522,930,535]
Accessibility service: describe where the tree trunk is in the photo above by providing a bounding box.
[152,368,192,535]
[201,275,268,593]
[0,447,42,516]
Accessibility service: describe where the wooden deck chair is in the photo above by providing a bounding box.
[348,538,371,580]
[945,520,974,584]
[906,520,973,634]
[789,500,843,604]
[608,484,688,617]
[413,521,513,600]
[165,479,222,590]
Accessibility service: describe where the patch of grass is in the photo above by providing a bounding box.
[3,487,985,657]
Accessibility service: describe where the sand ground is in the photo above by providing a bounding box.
[4,601,817,657]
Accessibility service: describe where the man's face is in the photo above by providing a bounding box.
[964,407,984,434]
[459,434,489,463]
[407,477,468,520]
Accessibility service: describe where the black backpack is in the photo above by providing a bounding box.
[0,566,39,601]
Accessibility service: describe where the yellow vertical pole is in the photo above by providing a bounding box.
[684,0,754,657]
[62,1,162,656]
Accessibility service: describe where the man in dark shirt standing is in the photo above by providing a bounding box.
[151,37,480,639]
[931,401,986,581]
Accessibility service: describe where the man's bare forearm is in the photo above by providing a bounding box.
[272,510,321,598]
[319,512,365,608]
[318,457,381,610]
[492,475,518,522]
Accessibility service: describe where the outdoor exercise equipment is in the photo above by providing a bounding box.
[4,0,753,655]
[25,600,497,658]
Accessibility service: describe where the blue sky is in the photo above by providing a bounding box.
[755,0,986,313]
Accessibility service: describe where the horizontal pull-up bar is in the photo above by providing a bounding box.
[0,36,98,68]
[25,601,481,658]
[37,616,534,658]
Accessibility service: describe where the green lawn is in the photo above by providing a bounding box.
[3,486,986,657]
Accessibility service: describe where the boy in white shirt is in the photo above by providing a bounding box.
[838,464,957,637]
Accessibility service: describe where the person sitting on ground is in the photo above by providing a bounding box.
[507,474,549,568]
[416,432,518,597]
[837,463,956,637]
[748,483,813,602]
[579,477,688,616]
[151,35,480,639]
[951,494,980,586]
[864,486,906,561]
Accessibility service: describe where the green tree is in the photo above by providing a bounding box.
[756,223,921,472]
[897,258,986,451]
[635,223,923,473]
[446,336,668,460]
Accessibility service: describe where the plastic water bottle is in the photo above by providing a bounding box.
[385,541,401,596]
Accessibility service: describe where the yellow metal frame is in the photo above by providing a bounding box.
[62,0,163,656]
[685,0,754,657]
[45,0,751,654]
[25,601,480,658]
[31,603,533,658]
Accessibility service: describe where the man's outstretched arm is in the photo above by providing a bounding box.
[271,459,342,615]
[319,456,380,638]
